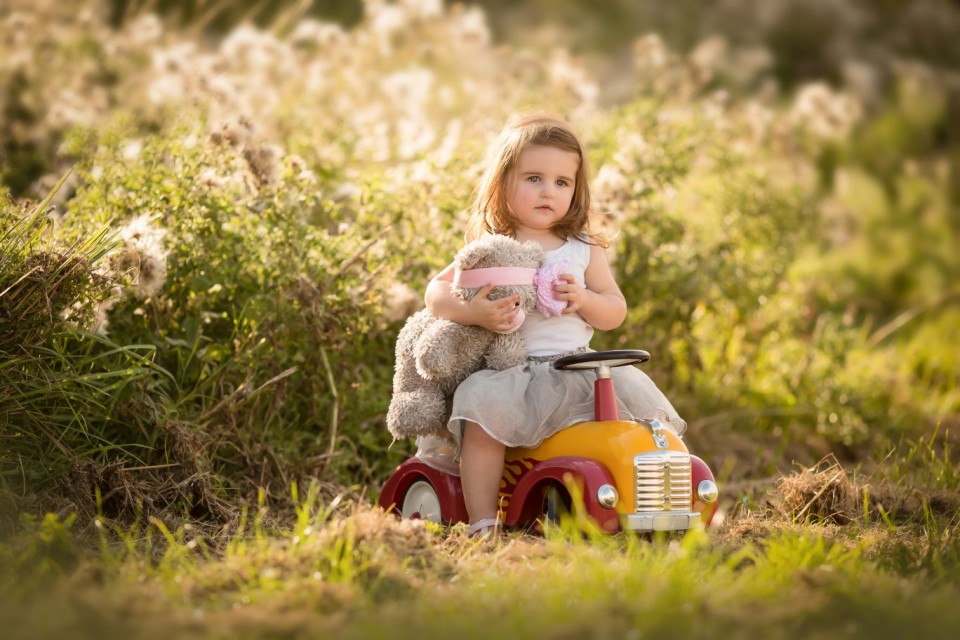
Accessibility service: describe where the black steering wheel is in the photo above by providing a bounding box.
[553,349,650,371]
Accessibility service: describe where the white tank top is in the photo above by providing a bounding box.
[520,237,594,357]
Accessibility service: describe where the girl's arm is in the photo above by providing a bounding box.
[425,263,523,332]
[555,244,627,331]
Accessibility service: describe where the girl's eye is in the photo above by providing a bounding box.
[528,176,541,183]
[556,179,569,187]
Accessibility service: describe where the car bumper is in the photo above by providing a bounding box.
[621,511,700,532]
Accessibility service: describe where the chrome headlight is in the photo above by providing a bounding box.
[697,480,718,504]
[597,484,618,509]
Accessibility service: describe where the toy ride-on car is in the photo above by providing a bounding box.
[378,350,719,533]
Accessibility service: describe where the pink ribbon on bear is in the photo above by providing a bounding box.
[452,259,570,318]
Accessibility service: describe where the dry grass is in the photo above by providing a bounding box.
[772,455,860,524]
[3,482,960,640]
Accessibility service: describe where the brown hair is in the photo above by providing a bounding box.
[466,114,607,246]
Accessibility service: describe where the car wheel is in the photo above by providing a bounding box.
[400,479,443,523]
[542,482,572,525]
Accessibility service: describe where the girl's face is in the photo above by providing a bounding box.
[506,144,579,238]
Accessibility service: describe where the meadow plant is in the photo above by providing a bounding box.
[0,0,956,528]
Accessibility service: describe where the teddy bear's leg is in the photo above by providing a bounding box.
[387,310,452,439]
[386,386,450,440]
[415,320,490,382]
[485,332,528,370]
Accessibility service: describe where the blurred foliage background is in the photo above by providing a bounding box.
[1,0,958,530]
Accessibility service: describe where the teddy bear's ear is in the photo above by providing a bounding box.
[521,240,546,266]
[454,236,495,270]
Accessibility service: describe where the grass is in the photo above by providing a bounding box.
[1,518,957,640]
[2,458,958,640]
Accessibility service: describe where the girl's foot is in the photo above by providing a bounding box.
[466,518,501,541]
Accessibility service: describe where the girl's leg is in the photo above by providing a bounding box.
[460,420,505,524]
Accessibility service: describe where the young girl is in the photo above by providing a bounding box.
[425,114,686,539]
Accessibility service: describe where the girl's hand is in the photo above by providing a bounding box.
[467,284,522,331]
[555,274,586,315]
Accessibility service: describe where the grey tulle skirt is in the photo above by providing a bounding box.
[446,354,686,453]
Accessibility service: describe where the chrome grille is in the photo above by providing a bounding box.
[634,452,692,512]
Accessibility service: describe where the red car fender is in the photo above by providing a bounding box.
[503,456,620,533]
[378,458,469,524]
[689,454,719,526]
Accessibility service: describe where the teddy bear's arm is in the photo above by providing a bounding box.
[415,319,492,383]
[485,331,528,371]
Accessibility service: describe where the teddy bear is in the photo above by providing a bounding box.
[386,234,568,441]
